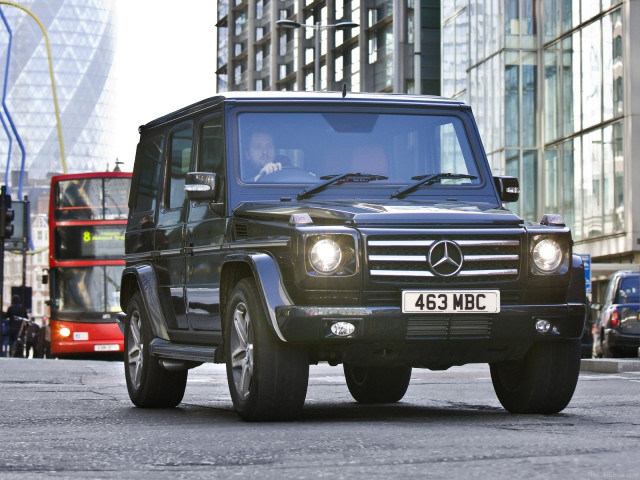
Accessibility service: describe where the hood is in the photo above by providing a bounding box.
[233,199,524,227]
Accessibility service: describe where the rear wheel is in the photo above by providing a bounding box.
[490,340,580,414]
[124,292,187,408]
[225,278,309,421]
[343,364,412,403]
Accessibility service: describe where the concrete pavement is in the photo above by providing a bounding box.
[581,358,640,373]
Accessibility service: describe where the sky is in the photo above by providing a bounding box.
[114,0,217,171]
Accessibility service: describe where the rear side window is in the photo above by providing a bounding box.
[131,136,164,214]
[165,123,194,209]
[616,276,640,304]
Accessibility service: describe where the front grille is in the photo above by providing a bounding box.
[406,316,492,339]
[366,232,521,284]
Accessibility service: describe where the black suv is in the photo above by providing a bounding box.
[119,92,586,420]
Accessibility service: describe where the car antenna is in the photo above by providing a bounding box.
[342,83,347,98]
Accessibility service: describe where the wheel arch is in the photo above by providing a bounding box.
[221,252,293,342]
[120,263,170,340]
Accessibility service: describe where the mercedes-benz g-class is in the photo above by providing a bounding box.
[119,92,586,421]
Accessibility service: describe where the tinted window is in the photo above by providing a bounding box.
[132,136,163,214]
[616,275,640,304]
[166,124,194,209]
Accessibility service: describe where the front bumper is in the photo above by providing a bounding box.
[275,303,585,367]
[276,303,585,344]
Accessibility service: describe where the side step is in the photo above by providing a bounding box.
[150,338,217,364]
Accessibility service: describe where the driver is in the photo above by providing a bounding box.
[245,132,286,182]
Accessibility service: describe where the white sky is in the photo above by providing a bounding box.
[114,0,217,172]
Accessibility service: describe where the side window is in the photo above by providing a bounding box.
[166,123,194,209]
[200,115,223,173]
[132,135,163,214]
[199,115,224,200]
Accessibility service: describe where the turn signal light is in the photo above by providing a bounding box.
[610,310,619,327]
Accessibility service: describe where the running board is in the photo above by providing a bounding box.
[150,338,217,364]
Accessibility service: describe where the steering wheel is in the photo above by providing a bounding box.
[257,166,317,183]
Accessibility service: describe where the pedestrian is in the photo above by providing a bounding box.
[42,318,51,358]
[25,318,40,358]
[0,312,8,357]
[6,295,26,352]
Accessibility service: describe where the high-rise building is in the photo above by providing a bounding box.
[216,1,441,95]
[0,0,116,182]
[441,1,639,292]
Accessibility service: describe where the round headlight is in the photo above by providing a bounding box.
[532,239,563,272]
[310,238,342,274]
[59,327,71,338]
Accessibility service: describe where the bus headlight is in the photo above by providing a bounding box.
[59,327,71,338]
[309,238,343,274]
[532,238,563,273]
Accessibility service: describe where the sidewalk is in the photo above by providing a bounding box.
[580,358,640,373]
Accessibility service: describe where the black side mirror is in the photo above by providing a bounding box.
[494,176,520,203]
[42,269,49,285]
[185,172,217,201]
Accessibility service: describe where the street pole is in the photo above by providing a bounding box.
[314,22,321,91]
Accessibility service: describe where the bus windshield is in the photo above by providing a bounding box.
[53,266,123,314]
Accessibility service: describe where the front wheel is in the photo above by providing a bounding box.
[124,292,187,408]
[343,364,412,403]
[225,278,309,421]
[490,340,581,414]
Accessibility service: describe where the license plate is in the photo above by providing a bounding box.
[402,290,500,313]
[74,332,89,341]
[94,344,120,352]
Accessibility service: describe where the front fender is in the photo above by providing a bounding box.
[120,263,170,340]
[222,252,292,341]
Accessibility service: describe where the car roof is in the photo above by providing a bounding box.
[138,91,469,133]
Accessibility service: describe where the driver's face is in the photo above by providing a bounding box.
[248,133,275,167]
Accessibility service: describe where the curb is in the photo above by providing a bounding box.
[580,358,640,373]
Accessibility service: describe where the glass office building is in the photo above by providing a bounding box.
[0,0,116,180]
[442,1,640,276]
[216,0,441,95]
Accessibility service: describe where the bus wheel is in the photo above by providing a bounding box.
[344,364,412,403]
[124,292,187,408]
[490,340,580,414]
[225,278,309,421]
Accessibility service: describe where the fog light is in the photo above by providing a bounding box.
[330,322,355,336]
[535,319,552,334]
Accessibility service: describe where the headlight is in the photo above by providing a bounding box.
[532,238,563,272]
[310,238,343,274]
[59,327,71,338]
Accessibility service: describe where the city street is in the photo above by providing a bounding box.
[0,357,639,479]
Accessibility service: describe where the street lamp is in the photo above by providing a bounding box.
[276,19,359,91]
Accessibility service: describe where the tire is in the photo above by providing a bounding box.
[124,292,187,408]
[343,364,412,403]
[225,278,309,421]
[602,332,617,358]
[490,340,581,414]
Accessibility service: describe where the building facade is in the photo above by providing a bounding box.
[441,0,640,294]
[216,0,441,95]
[0,0,117,181]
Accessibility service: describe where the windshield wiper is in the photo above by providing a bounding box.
[297,173,388,200]
[391,172,478,199]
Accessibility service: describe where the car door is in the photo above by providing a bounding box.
[155,121,194,331]
[185,112,227,335]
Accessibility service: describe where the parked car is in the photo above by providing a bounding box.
[592,270,640,358]
[118,91,586,421]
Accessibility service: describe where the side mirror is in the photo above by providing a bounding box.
[42,269,49,285]
[494,176,520,203]
[185,172,217,201]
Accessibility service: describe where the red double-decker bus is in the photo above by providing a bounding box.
[48,171,131,357]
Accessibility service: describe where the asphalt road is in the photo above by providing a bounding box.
[0,357,639,480]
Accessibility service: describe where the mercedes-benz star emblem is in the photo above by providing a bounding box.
[428,240,464,277]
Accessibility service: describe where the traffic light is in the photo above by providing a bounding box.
[0,186,14,239]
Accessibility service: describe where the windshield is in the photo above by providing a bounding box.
[55,177,131,220]
[52,266,123,314]
[236,111,481,188]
